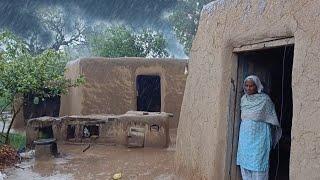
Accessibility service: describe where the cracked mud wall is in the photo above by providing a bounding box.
[175,0,320,179]
[60,58,187,129]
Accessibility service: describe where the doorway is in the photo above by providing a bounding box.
[228,44,294,180]
[136,75,161,112]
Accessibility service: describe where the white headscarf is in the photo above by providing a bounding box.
[243,75,264,94]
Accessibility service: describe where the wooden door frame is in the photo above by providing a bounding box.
[225,56,245,180]
[225,37,295,180]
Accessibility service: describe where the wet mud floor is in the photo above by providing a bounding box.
[5,145,176,180]
[4,129,179,180]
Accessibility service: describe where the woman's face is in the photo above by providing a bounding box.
[245,79,257,95]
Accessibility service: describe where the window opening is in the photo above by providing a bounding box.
[83,125,99,138]
[38,126,54,139]
[67,125,76,140]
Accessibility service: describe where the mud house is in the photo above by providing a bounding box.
[175,0,320,180]
[60,57,187,129]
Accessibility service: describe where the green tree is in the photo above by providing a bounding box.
[89,26,169,58]
[169,0,212,55]
[0,31,84,144]
[27,6,86,55]
[136,29,169,58]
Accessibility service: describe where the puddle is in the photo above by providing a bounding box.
[5,144,176,180]
[2,119,179,179]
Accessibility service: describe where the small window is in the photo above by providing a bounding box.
[150,124,160,132]
[67,125,76,140]
[83,125,99,138]
[39,126,54,139]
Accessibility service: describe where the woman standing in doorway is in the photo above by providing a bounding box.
[237,75,282,180]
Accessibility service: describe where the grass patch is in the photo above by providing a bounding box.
[0,97,11,111]
[0,133,26,150]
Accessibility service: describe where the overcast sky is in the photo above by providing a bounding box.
[0,0,188,58]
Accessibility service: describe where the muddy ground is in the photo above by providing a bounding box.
[3,129,179,180]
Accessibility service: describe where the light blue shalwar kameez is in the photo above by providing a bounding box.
[237,120,271,179]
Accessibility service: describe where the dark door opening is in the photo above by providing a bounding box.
[24,94,60,120]
[230,45,294,180]
[136,75,161,112]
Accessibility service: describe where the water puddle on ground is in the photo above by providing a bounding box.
[4,144,178,180]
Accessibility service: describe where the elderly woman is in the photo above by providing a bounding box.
[236,75,282,180]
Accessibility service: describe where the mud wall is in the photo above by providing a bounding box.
[60,60,83,116]
[26,112,171,148]
[175,0,320,179]
[60,58,187,129]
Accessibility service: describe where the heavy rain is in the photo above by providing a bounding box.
[1,0,310,180]
[0,0,210,179]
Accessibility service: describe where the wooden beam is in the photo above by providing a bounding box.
[233,37,294,53]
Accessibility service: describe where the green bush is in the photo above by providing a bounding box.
[0,133,26,150]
